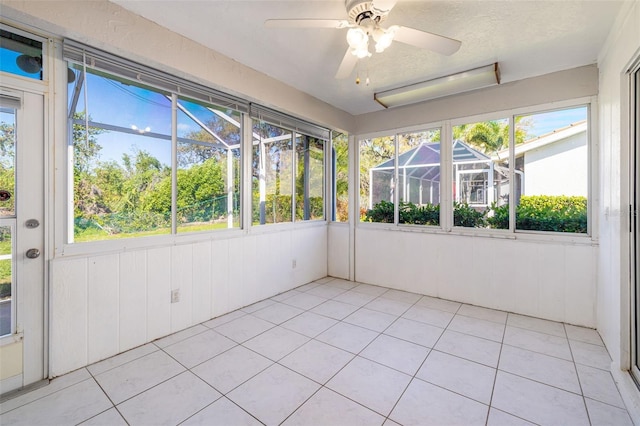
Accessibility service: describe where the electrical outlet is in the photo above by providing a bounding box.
[171,289,180,303]
[292,259,297,269]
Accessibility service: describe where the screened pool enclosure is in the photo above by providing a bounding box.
[369,140,515,209]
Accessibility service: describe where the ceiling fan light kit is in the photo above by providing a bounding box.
[374,63,501,108]
[265,0,462,80]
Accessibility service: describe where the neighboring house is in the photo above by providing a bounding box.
[496,120,588,198]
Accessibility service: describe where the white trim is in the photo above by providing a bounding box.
[610,363,640,424]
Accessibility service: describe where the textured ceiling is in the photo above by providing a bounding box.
[111,0,624,115]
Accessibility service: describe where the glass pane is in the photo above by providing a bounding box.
[0,29,43,80]
[360,136,395,223]
[0,107,15,217]
[69,67,172,242]
[295,135,324,221]
[333,132,348,222]
[176,97,241,232]
[398,129,441,226]
[452,119,509,228]
[252,121,293,225]
[0,226,12,337]
[515,106,588,233]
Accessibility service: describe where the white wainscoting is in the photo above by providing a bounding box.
[353,227,597,327]
[328,223,350,280]
[49,225,327,377]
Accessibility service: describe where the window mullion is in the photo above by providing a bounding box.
[509,115,516,232]
[171,93,177,235]
[394,134,400,225]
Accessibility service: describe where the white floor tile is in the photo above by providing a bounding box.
[316,322,379,353]
[492,371,590,425]
[251,302,305,324]
[585,397,635,426]
[486,408,536,426]
[282,387,385,426]
[343,308,397,332]
[332,290,378,306]
[182,397,262,426]
[310,299,359,320]
[326,357,411,416]
[402,305,454,328]
[163,330,236,368]
[570,339,612,370]
[434,330,502,367]
[416,295,462,313]
[498,345,581,393]
[351,283,389,296]
[417,350,496,404]
[243,326,309,361]
[448,314,505,342]
[380,289,422,304]
[503,326,572,360]
[117,371,220,426]
[281,292,327,310]
[241,299,275,314]
[383,317,444,348]
[389,378,488,426]
[279,339,354,384]
[458,304,508,324]
[213,314,274,343]
[576,364,625,408]
[360,334,430,375]
[192,345,273,394]
[88,344,158,376]
[305,284,348,299]
[280,311,338,338]
[326,279,359,289]
[227,364,320,425]
[153,324,209,348]
[0,379,112,426]
[365,297,413,316]
[0,368,92,414]
[295,282,321,292]
[94,350,185,404]
[270,289,302,302]
[565,324,604,346]
[80,408,127,425]
[506,313,566,338]
[202,310,246,329]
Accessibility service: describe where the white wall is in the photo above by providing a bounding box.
[597,0,640,369]
[354,228,596,326]
[49,226,327,377]
[525,132,588,197]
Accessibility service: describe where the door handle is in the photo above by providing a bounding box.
[25,248,40,259]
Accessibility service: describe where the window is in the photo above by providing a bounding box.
[452,119,510,228]
[68,66,244,242]
[252,120,326,225]
[0,28,43,81]
[514,106,588,233]
[332,132,349,222]
[360,135,395,223]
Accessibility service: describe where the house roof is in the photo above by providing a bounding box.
[495,120,588,160]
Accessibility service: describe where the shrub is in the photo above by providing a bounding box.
[364,200,394,223]
[453,202,487,228]
[399,202,439,226]
[516,195,587,233]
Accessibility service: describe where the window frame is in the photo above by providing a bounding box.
[356,97,597,243]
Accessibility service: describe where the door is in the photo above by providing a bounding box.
[0,88,45,393]
[633,67,640,386]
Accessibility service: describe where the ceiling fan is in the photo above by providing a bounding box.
[265,0,462,80]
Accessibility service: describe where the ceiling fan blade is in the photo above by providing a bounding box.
[371,0,398,14]
[265,19,349,29]
[394,26,461,56]
[335,49,358,79]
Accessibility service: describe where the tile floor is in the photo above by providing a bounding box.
[0,277,636,425]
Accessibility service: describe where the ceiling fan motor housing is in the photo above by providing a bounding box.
[346,0,388,25]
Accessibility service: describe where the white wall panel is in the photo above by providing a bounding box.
[192,241,213,324]
[328,224,349,279]
[355,228,597,326]
[211,239,230,317]
[50,258,88,376]
[87,254,119,364]
[146,247,171,341]
[119,251,147,352]
[170,245,194,333]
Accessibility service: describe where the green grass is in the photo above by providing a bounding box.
[75,221,236,242]
[0,259,11,286]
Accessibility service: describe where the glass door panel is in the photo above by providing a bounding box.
[0,224,13,337]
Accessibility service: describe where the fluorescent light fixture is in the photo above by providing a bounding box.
[374,63,500,108]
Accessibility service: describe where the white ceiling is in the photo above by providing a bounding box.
[111,0,624,116]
